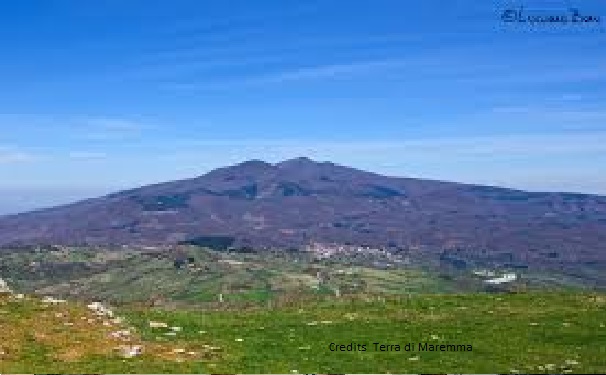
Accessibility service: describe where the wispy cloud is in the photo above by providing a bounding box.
[157,130,606,158]
[558,93,584,102]
[244,59,408,83]
[156,48,606,92]
[162,1,324,39]
[486,105,606,127]
[0,147,38,164]
[457,65,606,86]
[81,118,147,140]
[116,34,417,83]
[68,151,108,160]
[164,58,411,90]
[146,33,421,64]
[141,130,606,194]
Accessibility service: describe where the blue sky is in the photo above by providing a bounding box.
[0,0,605,214]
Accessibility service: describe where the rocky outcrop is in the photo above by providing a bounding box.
[0,277,12,294]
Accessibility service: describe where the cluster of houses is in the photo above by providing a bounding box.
[304,242,403,262]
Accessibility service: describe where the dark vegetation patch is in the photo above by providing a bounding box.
[178,236,235,250]
[277,182,312,197]
[465,185,550,201]
[221,184,258,199]
[357,185,406,199]
[132,194,190,211]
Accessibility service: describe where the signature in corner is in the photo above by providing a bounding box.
[501,6,601,25]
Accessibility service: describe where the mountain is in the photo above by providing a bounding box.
[1,157,605,265]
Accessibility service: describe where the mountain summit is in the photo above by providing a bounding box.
[1,158,605,265]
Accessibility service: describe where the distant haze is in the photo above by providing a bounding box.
[0,187,120,215]
[1,158,606,216]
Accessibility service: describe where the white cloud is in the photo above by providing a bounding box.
[490,106,606,122]
[160,55,606,93]
[558,93,584,102]
[490,106,534,114]
[460,65,606,86]
[248,59,407,83]
[163,58,411,91]
[144,131,606,194]
[81,118,146,140]
[166,130,606,156]
[68,151,108,160]
[0,147,38,164]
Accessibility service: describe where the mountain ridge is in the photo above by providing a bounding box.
[1,158,605,268]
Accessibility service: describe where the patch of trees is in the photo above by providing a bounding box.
[222,184,258,199]
[357,184,406,199]
[173,256,196,269]
[132,194,190,211]
[277,181,311,197]
[178,235,235,250]
[439,252,468,269]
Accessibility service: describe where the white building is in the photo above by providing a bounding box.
[473,269,496,277]
[485,273,517,285]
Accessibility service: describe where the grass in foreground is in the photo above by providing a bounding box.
[1,292,605,373]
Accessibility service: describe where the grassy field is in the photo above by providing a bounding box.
[1,292,605,373]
